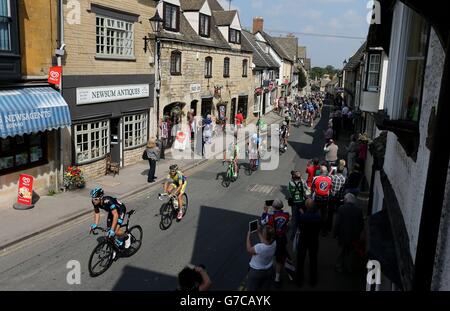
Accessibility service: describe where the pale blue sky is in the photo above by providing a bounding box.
[218,0,370,68]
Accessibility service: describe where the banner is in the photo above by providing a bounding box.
[17,174,34,205]
[48,66,62,85]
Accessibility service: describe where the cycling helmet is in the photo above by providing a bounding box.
[282,121,287,126]
[90,187,104,198]
[169,164,178,171]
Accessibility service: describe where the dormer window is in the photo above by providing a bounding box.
[199,13,210,38]
[229,28,241,44]
[163,2,180,32]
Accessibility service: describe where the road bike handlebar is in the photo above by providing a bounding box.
[90,227,108,235]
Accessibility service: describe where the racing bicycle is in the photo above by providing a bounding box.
[158,192,189,230]
[222,159,238,187]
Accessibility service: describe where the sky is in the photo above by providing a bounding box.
[218,0,371,68]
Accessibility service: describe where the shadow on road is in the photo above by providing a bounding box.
[112,266,177,291]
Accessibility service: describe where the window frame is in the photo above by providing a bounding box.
[242,59,248,77]
[0,133,48,175]
[229,28,241,44]
[205,56,213,78]
[365,51,382,92]
[223,57,230,78]
[0,0,12,52]
[74,120,110,165]
[199,13,211,38]
[163,2,180,32]
[170,50,182,76]
[95,15,135,59]
[123,113,148,150]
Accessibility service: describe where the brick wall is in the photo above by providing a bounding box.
[63,0,156,76]
[124,146,146,167]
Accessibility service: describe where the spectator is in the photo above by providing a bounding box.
[324,139,339,170]
[332,108,342,140]
[344,164,363,196]
[305,158,320,189]
[312,166,332,236]
[178,265,212,291]
[357,133,369,170]
[342,105,349,130]
[323,124,334,141]
[288,171,307,241]
[145,138,160,183]
[261,199,293,288]
[203,115,213,145]
[345,135,359,173]
[246,223,276,291]
[328,166,346,234]
[333,193,364,273]
[338,159,348,178]
[295,199,321,287]
[235,110,245,129]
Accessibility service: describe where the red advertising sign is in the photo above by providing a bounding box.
[17,174,34,205]
[48,66,62,85]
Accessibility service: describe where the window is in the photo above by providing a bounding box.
[0,133,47,174]
[205,57,212,78]
[163,2,180,32]
[199,14,210,38]
[223,57,230,77]
[96,16,134,58]
[170,50,182,75]
[75,121,109,164]
[229,28,241,44]
[400,11,429,122]
[242,59,248,77]
[366,53,381,91]
[0,0,11,51]
[124,113,148,149]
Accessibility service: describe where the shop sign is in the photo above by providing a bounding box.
[190,84,201,93]
[17,174,34,206]
[76,84,150,105]
[48,66,62,85]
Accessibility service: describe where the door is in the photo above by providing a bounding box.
[201,98,213,118]
[110,118,121,164]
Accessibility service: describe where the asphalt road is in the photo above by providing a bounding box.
[0,106,366,291]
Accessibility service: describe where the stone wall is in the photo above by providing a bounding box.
[124,146,146,167]
[78,158,107,181]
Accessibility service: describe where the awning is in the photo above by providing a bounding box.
[0,87,72,139]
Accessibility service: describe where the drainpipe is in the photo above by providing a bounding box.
[57,0,65,191]
[413,35,450,291]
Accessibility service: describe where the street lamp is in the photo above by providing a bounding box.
[148,10,164,139]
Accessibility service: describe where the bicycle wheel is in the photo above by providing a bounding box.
[88,240,114,277]
[182,193,189,217]
[159,203,173,230]
[222,174,231,188]
[125,225,143,256]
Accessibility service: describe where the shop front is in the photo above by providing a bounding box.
[63,75,154,180]
[0,87,72,207]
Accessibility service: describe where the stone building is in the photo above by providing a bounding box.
[61,0,156,180]
[155,0,254,132]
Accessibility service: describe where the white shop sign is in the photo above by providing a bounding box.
[76,84,150,105]
[190,84,201,93]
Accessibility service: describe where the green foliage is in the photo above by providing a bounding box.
[311,85,320,92]
[310,65,339,80]
[298,68,307,89]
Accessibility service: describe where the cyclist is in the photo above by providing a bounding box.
[90,187,131,249]
[249,133,261,170]
[280,121,288,151]
[164,164,188,220]
[307,101,315,127]
[225,140,240,178]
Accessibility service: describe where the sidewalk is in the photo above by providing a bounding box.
[0,112,283,251]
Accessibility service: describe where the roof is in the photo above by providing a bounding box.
[344,42,367,71]
[212,10,237,26]
[272,36,298,62]
[180,0,205,11]
[304,58,311,71]
[257,31,292,62]
[241,30,279,69]
[298,46,307,59]
[207,0,224,11]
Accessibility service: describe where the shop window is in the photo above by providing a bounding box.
[75,120,109,164]
[96,15,134,58]
[0,133,47,174]
[124,113,148,149]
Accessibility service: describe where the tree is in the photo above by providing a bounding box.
[310,65,339,80]
[298,68,307,90]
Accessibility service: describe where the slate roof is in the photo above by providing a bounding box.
[212,10,237,26]
[180,0,205,11]
[241,30,279,69]
[207,0,224,11]
[257,31,292,62]
[298,46,307,59]
[272,36,298,62]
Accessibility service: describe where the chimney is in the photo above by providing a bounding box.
[253,17,264,34]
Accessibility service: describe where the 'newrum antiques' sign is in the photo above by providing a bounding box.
[76,84,150,105]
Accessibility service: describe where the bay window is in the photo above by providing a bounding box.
[124,113,148,149]
[366,52,381,92]
[75,121,110,164]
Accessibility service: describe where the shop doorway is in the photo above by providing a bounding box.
[110,118,121,164]
[238,95,248,119]
[190,100,198,116]
[201,98,213,118]
[231,98,237,124]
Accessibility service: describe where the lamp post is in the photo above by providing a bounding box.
[149,10,164,139]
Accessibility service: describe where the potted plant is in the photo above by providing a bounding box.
[63,166,86,190]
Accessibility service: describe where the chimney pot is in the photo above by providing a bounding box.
[253,17,264,34]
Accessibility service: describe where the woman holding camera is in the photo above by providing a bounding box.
[246,224,276,291]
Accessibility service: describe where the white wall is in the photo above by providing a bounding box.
[230,12,242,31]
[219,26,228,43]
[382,28,445,261]
[184,12,199,34]
[199,1,211,15]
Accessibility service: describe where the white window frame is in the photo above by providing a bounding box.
[96,15,134,58]
[366,53,381,92]
[0,0,11,51]
[123,113,148,149]
[75,120,110,164]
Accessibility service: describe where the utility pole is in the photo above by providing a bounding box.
[228,0,232,10]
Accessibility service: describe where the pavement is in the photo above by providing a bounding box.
[0,111,284,251]
[0,104,368,291]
